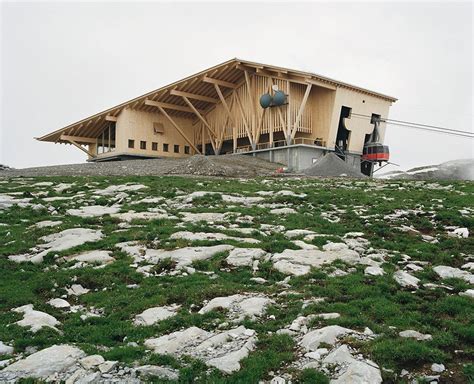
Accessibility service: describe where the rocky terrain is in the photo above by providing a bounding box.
[0,176,473,383]
[378,158,474,181]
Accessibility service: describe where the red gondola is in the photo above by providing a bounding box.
[362,142,389,162]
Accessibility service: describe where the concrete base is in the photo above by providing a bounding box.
[239,144,364,173]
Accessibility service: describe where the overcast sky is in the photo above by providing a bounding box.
[1,1,472,170]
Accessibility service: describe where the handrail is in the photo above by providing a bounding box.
[235,138,327,153]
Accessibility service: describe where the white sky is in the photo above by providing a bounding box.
[1,1,472,170]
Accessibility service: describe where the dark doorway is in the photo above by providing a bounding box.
[335,106,352,159]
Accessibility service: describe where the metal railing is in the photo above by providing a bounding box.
[235,137,326,154]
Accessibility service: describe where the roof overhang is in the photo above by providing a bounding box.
[37,58,397,143]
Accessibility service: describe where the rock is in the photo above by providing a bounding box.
[2,344,85,378]
[305,348,329,360]
[47,298,71,309]
[198,294,273,321]
[66,284,90,296]
[94,184,147,196]
[300,325,354,351]
[74,371,101,383]
[12,304,60,333]
[272,248,360,276]
[226,248,267,267]
[66,205,121,218]
[98,360,118,373]
[399,330,432,341]
[270,208,297,215]
[393,270,420,288]
[459,289,474,298]
[170,231,260,244]
[112,210,175,222]
[33,220,63,228]
[136,365,179,380]
[63,250,115,265]
[431,363,445,373]
[180,212,230,223]
[146,244,234,269]
[433,265,474,284]
[365,266,385,276]
[448,227,469,238]
[270,376,286,384]
[250,277,267,284]
[134,305,180,326]
[0,341,14,355]
[145,326,256,374]
[80,354,105,369]
[316,312,340,320]
[284,229,316,239]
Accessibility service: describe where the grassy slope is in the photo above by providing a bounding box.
[0,176,473,383]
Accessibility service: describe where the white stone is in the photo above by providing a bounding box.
[462,262,474,270]
[433,265,474,284]
[459,289,474,298]
[0,341,13,355]
[63,250,115,265]
[300,326,354,351]
[180,212,230,223]
[226,248,267,267]
[305,348,329,360]
[136,365,179,380]
[399,330,432,341]
[80,354,105,369]
[431,363,445,373]
[270,207,297,215]
[284,229,316,239]
[272,248,360,276]
[449,227,469,238]
[12,304,60,333]
[365,266,385,276]
[33,220,63,229]
[270,376,286,384]
[66,284,90,296]
[98,360,118,373]
[47,298,71,309]
[146,245,234,269]
[393,270,420,288]
[94,184,147,196]
[170,231,260,244]
[275,190,307,198]
[66,205,121,218]
[316,312,341,320]
[134,305,180,326]
[199,294,273,321]
[2,345,85,378]
[112,210,176,222]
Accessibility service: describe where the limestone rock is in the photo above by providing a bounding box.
[63,250,115,265]
[136,365,179,380]
[300,325,354,351]
[433,265,474,284]
[2,344,85,378]
[47,298,71,309]
[431,363,445,373]
[80,354,105,369]
[170,231,260,244]
[66,205,121,218]
[459,289,474,298]
[364,266,385,276]
[393,270,420,288]
[0,341,13,355]
[66,284,90,296]
[12,304,60,333]
[198,294,273,321]
[226,248,267,267]
[134,305,180,326]
[399,330,432,341]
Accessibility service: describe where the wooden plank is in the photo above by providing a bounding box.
[233,89,254,146]
[286,80,291,144]
[60,135,97,144]
[305,79,336,91]
[203,76,238,89]
[105,115,118,122]
[145,99,205,114]
[291,83,312,140]
[66,139,95,157]
[155,104,201,154]
[170,89,219,103]
[181,96,218,138]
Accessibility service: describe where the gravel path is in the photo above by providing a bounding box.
[0,155,283,178]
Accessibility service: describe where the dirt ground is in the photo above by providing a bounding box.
[0,155,285,178]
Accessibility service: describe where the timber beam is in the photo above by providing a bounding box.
[170,89,219,104]
[60,134,97,144]
[203,76,238,89]
[145,99,205,114]
[105,115,118,122]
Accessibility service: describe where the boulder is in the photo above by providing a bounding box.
[399,330,432,341]
[134,305,180,326]
[365,266,385,276]
[63,250,115,265]
[2,345,85,378]
[300,326,354,351]
[47,298,71,309]
[226,248,267,267]
[66,205,121,218]
[393,270,420,289]
[12,304,60,333]
[198,294,273,321]
[0,341,13,355]
[433,266,474,284]
[136,365,179,380]
[79,355,105,369]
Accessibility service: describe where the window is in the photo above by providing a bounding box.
[128,139,135,148]
[163,143,169,152]
[140,141,146,150]
[184,145,190,154]
[174,145,180,153]
[152,142,158,151]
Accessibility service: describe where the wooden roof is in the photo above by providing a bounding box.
[36,58,397,143]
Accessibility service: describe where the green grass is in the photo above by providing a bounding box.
[0,176,473,383]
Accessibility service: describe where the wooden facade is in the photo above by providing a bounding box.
[37,59,397,161]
